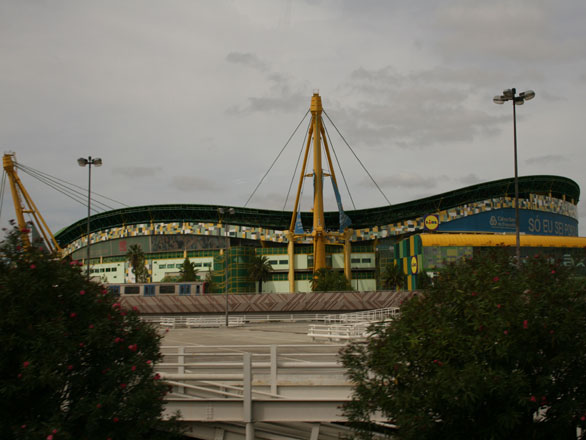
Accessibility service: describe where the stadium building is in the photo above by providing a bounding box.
[55,175,583,293]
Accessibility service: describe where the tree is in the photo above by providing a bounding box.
[311,267,352,292]
[381,262,405,290]
[204,270,216,294]
[126,244,148,283]
[179,257,198,282]
[247,255,272,293]
[342,249,586,440]
[0,227,182,439]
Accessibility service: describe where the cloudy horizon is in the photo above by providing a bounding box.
[2,1,586,234]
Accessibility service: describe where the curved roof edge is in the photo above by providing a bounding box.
[55,175,580,246]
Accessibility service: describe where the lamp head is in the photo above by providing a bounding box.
[493,96,506,104]
[77,158,88,167]
[519,90,535,101]
[92,158,103,167]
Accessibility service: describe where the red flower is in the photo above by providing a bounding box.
[497,304,502,309]
[89,324,94,329]
[128,344,138,352]
[23,361,30,368]
[20,425,26,429]
[550,330,555,334]
[153,373,161,380]
[67,365,73,371]
[530,395,537,403]
[96,403,102,408]
[504,330,509,335]
[79,290,85,296]
[30,264,36,269]
[131,365,137,371]
[52,429,58,434]
[113,417,119,423]
[79,342,84,347]
[114,337,122,343]
[146,360,152,365]
[523,320,528,329]
[132,306,139,312]
[69,312,77,318]
[21,228,30,233]
[493,276,499,282]
[551,269,556,274]
[120,383,127,389]
[471,292,477,297]
[46,435,53,440]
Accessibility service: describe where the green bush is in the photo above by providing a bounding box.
[0,227,182,439]
[342,249,586,439]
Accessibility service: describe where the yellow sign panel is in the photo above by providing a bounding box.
[424,214,440,231]
[410,256,418,274]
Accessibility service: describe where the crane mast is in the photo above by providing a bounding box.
[2,153,62,254]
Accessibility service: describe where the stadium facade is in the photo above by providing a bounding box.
[54,175,581,293]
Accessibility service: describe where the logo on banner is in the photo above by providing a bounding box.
[424,214,439,231]
[410,256,418,274]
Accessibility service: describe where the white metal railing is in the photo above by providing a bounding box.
[142,307,400,328]
[309,307,400,342]
[307,322,372,341]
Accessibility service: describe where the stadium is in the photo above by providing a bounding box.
[55,174,583,293]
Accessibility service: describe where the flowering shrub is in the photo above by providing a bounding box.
[342,249,586,439]
[0,228,182,439]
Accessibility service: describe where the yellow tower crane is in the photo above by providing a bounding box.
[2,153,62,254]
[285,93,353,292]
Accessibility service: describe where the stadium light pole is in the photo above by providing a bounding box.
[78,157,102,279]
[493,88,535,267]
[218,207,235,326]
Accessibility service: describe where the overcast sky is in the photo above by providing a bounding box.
[2,0,586,235]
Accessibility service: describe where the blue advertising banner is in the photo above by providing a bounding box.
[437,208,578,237]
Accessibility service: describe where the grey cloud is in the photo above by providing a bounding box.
[111,167,162,178]
[171,176,222,192]
[458,173,483,185]
[337,66,505,148]
[432,1,586,64]
[225,52,267,72]
[370,173,441,189]
[525,155,565,165]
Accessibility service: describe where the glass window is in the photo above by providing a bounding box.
[124,286,140,295]
[159,285,176,294]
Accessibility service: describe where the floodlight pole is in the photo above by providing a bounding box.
[512,92,520,268]
[493,88,535,268]
[78,156,102,279]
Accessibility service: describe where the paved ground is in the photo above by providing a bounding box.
[161,322,327,347]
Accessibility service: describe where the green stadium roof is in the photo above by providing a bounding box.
[55,175,580,246]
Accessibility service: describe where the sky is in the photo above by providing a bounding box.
[1,0,586,235]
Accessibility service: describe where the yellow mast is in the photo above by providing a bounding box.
[288,93,353,290]
[310,93,327,271]
[2,153,62,254]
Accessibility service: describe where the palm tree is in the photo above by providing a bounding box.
[247,255,272,293]
[381,262,405,291]
[126,244,148,283]
[311,267,352,292]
